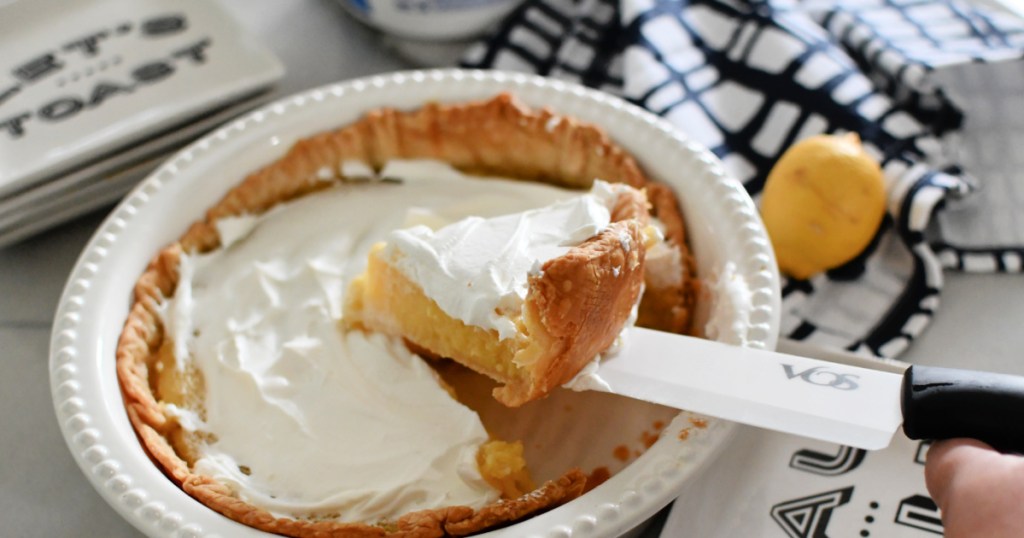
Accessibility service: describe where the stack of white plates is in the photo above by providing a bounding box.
[0,0,282,246]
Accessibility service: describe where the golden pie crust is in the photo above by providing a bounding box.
[116,94,697,537]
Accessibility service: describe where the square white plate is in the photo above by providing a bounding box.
[0,0,283,198]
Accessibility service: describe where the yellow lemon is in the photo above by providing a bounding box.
[760,133,886,280]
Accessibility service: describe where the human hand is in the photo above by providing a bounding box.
[924,438,1024,538]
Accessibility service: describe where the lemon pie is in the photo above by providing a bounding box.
[116,94,698,537]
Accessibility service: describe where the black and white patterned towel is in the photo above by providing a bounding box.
[462,0,1024,358]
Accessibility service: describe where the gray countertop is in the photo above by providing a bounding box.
[3,1,1023,536]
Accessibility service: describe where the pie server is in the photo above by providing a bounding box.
[588,327,1024,451]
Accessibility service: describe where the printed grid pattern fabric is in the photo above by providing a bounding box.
[462,0,1024,357]
[462,0,626,93]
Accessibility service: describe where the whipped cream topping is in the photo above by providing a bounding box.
[704,262,753,346]
[561,359,613,392]
[163,160,584,522]
[383,180,625,340]
[644,218,686,289]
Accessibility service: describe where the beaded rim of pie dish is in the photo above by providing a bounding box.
[49,69,780,538]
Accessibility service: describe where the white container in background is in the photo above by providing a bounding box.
[335,0,522,41]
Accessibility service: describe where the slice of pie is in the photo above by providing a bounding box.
[345,181,655,406]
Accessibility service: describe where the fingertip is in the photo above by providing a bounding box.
[924,438,999,509]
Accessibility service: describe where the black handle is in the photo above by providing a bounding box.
[902,365,1024,452]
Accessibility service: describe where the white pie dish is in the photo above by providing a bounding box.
[49,69,780,538]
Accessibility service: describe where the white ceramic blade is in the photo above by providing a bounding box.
[591,328,905,450]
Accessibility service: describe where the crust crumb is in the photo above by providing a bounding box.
[582,467,611,494]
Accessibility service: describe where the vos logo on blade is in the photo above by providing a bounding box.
[783,365,859,391]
